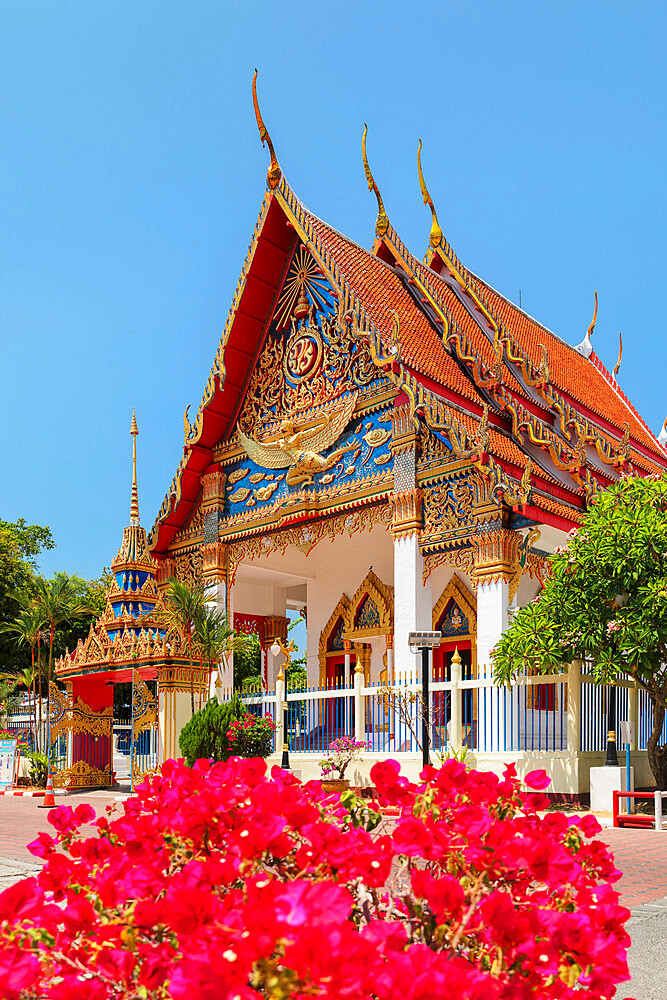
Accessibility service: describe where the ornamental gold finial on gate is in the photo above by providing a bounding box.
[417,139,443,249]
[130,409,140,525]
[252,69,281,190]
[362,124,389,237]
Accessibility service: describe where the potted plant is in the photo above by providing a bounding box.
[319,736,367,792]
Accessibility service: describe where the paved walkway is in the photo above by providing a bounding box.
[597,828,667,907]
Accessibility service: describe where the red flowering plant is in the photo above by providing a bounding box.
[226,713,276,759]
[0,758,632,999]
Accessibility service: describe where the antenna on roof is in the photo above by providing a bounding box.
[417,139,443,249]
[252,69,281,190]
[574,290,597,358]
[361,124,389,237]
[519,289,522,309]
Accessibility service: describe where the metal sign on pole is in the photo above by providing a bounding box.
[408,631,442,769]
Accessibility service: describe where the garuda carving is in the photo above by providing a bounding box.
[238,392,358,486]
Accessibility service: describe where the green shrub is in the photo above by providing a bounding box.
[178,693,246,767]
[226,715,276,759]
[23,749,48,787]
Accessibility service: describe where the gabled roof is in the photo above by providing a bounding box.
[148,172,667,556]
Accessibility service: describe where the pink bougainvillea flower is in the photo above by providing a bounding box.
[524,768,551,790]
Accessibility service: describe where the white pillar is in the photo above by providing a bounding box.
[476,578,509,677]
[393,533,432,682]
[157,681,194,763]
[567,659,581,753]
[449,648,463,749]
[354,664,365,743]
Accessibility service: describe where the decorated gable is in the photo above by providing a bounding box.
[216,243,394,523]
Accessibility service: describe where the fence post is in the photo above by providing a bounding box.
[354,664,365,743]
[567,659,581,753]
[449,648,463,749]
[275,675,285,756]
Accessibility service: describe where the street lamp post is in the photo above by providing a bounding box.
[408,631,442,769]
[270,636,296,771]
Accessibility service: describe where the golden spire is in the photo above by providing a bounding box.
[130,409,140,525]
[252,69,281,190]
[362,124,389,237]
[417,139,443,249]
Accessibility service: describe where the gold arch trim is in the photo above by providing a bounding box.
[432,572,477,676]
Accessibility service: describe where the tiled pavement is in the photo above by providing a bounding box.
[596,827,667,907]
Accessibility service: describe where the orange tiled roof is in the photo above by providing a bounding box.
[474,274,665,463]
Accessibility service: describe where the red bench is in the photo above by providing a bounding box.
[613,789,667,831]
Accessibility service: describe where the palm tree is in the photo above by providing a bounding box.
[153,578,207,715]
[194,603,237,709]
[0,606,44,750]
[30,577,91,763]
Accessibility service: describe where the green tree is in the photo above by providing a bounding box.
[492,475,667,789]
[0,519,54,673]
[0,606,44,749]
[30,577,91,764]
[153,578,206,716]
[233,629,261,690]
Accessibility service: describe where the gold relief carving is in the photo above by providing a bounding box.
[228,467,250,485]
[156,664,208,693]
[228,503,392,581]
[238,392,358,487]
[202,469,226,508]
[471,529,522,587]
[347,569,393,638]
[255,482,280,501]
[432,574,477,675]
[391,404,419,454]
[239,304,376,438]
[50,692,113,739]
[508,525,542,603]
[228,487,252,503]
[264,615,288,643]
[53,761,111,790]
[318,592,352,670]
[275,246,333,330]
[202,541,227,583]
[374,453,392,466]
[422,547,474,583]
[173,548,202,588]
[391,488,423,539]
[132,673,158,738]
[423,478,475,536]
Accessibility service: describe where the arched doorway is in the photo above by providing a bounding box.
[432,575,477,744]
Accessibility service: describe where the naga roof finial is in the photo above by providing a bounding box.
[574,290,597,358]
[362,124,389,237]
[417,139,443,249]
[612,331,623,380]
[252,69,281,190]
[130,409,140,525]
[658,417,667,449]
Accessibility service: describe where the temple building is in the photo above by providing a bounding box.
[56,78,667,784]
[146,83,667,714]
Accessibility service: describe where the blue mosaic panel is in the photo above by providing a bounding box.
[328,616,346,652]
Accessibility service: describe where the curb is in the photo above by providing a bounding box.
[0,789,46,797]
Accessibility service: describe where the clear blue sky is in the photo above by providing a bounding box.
[2,1,666,580]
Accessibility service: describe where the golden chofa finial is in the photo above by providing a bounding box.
[417,139,443,249]
[252,69,281,190]
[612,331,623,380]
[130,409,140,526]
[574,290,598,359]
[362,124,389,237]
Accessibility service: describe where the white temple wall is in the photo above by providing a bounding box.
[305,525,393,684]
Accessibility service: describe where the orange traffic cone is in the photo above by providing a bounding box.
[38,769,56,809]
